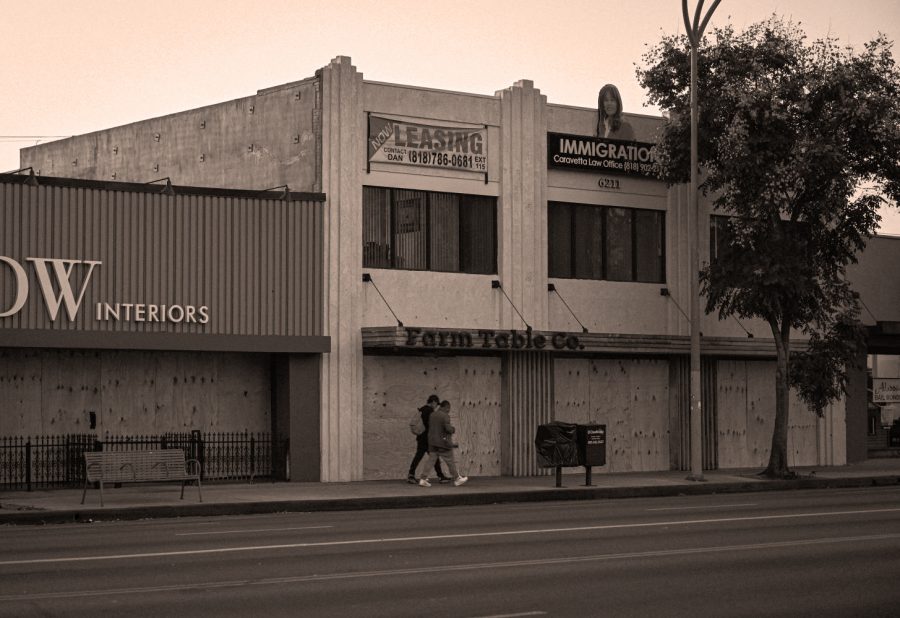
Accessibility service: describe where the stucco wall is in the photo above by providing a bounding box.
[847,236,900,323]
[21,79,319,192]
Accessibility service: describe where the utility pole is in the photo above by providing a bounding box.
[682,0,722,481]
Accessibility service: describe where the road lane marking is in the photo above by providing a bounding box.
[175,525,333,536]
[647,503,758,511]
[2,506,900,566]
[2,533,899,602]
[469,613,547,618]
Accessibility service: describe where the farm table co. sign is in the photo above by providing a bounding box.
[547,132,659,178]
[368,115,487,173]
[404,327,583,351]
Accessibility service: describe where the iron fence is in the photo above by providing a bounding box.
[0,432,282,490]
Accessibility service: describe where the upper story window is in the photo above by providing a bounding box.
[709,214,731,263]
[363,186,496,274]
[548,202,665,283]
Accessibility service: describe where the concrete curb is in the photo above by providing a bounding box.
[2,474,899,526]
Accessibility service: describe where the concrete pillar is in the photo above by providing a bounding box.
[496,80,548,330]
[844,348,869,463]
[272,354,322,481]
[317,56,365,480]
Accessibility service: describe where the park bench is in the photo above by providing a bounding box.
[82,450,202,506]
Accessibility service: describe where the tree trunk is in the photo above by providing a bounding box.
[763,323,792,478]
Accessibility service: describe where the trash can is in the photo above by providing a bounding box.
[576,424,606,467]
[534,421,579,468]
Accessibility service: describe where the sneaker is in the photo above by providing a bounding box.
[453,476,468,487]
[407,475,417,484]
[418,478,432,487]
[438,477,451,484]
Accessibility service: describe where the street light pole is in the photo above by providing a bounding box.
[682,0,722,481]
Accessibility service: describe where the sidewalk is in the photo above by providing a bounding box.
[2,459,899,525]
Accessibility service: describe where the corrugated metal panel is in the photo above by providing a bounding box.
[669,356,718,471]
[702,358,718,470]
[502,351,554,476]
[0,182,324,339]
[669,356,690,471]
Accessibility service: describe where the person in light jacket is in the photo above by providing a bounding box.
[407,394,449,484]
[418,400,468,487]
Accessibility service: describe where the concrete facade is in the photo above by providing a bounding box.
[17,56,900,480]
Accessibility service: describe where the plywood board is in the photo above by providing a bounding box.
[630,359,669,472]
[554,358,669,474]
[788,389,819,467]
[0,349,43,436]
[553,359,592,424]
[717,360,750,468]
[717,360,826,469]
[362,356,501,480]
[0,349,270,437]
[100,351,161,435]
[39,350,102,435]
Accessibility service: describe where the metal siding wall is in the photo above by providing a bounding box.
[0,183,324,338]
[669,356,717,470]
[502,351,554,476]
[669,356,690,471]
[702,358,718,470]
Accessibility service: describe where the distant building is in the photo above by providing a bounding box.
[6,56,899,482]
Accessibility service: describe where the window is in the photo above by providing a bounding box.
[363,187,496,274]
[548,202,665,283]
[709,214,731,263]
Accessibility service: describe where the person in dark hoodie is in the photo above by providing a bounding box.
[407,394,449,484]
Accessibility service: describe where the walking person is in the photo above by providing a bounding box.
[418,400,468,487]
[407,394,450,484]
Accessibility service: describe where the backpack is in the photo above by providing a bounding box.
[409,411,426,435]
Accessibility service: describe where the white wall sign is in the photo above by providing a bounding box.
[0,255,209,325]
[368,115,487,173]
[873,378,900,403]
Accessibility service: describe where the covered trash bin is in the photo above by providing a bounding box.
[534,421,579,468]
[576,424,606,467]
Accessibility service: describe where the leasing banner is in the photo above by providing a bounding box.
[368,115,487,173]
[547,132,658,178]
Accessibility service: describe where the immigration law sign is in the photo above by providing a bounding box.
[547,132,659,178]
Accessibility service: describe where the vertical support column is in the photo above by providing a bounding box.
[668,356,690,471]
[843,347,868,463]
[272,354,322,482]
[502,351,554,476]
[317,56,364,481]
[496,80,548,331]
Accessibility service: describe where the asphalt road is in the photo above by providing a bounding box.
[2,487,899,617]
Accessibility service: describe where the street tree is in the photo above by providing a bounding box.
[637,16,900,477]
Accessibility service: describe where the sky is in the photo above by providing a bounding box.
[1,0,898,233]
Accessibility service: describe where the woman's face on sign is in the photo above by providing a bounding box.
[603,93,618,117]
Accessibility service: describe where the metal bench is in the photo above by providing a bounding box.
[82,450,202,506]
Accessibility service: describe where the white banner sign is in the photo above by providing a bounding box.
[368,115,487,173]
[873,378,900,403]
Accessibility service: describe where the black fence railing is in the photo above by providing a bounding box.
[0,432,284,490]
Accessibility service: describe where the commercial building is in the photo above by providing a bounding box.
[7,56,900,482]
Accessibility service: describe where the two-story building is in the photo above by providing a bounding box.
[8,56,899,482]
